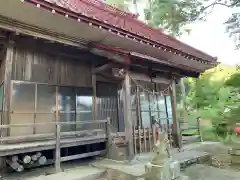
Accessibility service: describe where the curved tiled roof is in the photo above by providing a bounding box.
[26,0,217,63]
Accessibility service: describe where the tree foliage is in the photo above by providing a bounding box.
[144,0,205,36]
[181,64,240,137]
[105,0,131,11]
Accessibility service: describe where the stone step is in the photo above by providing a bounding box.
[182,135,201,145]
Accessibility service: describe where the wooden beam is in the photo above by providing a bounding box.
[92,70,97,121]
[0,40,14,170]
[169,79,182,149]
[180,78,188,130]
[93,63,113,74]
[0,16,87,49]
[123,71,134,160]
[2,41,14,135]
[129,72,171,84]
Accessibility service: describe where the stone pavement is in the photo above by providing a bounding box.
[92,148,210,177]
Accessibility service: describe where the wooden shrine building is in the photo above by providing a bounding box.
[0,0,218,171]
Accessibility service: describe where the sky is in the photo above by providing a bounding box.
[132,1,240,66]
[180,5,240,65]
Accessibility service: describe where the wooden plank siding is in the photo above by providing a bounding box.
[4,40,95,138]
[11,45,92,87]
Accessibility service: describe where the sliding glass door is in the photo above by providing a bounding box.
[10,81,94,137]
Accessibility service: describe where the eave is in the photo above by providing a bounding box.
[0,0,219,75]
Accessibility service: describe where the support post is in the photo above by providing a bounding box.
[55,86,61,173]
[92,72,97,121]
[180,78,188,129]
[2,41,14,138]
[136,85,141,128]
[105,117,112,159]
[0,40,14,171]
[197,117,203,142]
[170,79,182,149]
[55,123,61,173]
[123,71,134,161]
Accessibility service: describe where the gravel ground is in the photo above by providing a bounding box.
[184,164,240,180]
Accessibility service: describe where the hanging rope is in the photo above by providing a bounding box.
[129,76,171,96]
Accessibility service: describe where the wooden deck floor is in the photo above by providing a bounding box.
[0,135,107,156]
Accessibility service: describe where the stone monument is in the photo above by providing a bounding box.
[144,133,188,180]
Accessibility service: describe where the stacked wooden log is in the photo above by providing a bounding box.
[6,152,47,172]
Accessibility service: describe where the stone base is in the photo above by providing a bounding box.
[105,143,128,161]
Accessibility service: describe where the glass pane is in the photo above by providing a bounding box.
[9,113,34,136]
[165,96,172,118]
[76,87,93,130]
[140,92,150,111]
[58,87,76,112]
[76,96,92,121]
[141,111,151,127]
[158,96,166,112]
[131,110,137,127]
[131,86,137,110]
[12,83,35,112]
[35,114,55,134]
[60,113,75,132]
[0,85,3,110]
[149,94,158,112]
[37,85,56,112]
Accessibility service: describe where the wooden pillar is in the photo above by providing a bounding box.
[0,41,14,171]
[123,71,134,160]
[92,72,97,121]
[136,85,141,128]
[55,123,61,173]
[2,41,14,137]
[170,79,182,149]
[180,78,188,129]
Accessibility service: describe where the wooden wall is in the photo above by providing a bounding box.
[7,42,93,137]
[11,45,92,87]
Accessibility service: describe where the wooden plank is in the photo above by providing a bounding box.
[55,123,61,172]
[148,128,152,152]
[0,136,107,156]
[0,120,108,128]
[143,128,147,152]
[123,72,134,160]
[170,79,182,148]
[92,72,97,122]
[133,127,137,154]
[60,150,103,162]
[153,125,156,145]
[136,86,141,127]
[93,63,113,74]
[2,41,14,139]
[138,126,141,153]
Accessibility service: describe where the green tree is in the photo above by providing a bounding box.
[105,0,131,11]
[144,0,205,36]
[183,64,238,138]
[223,69,240,126]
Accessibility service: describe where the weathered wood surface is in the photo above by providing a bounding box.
[12,45,92,86]
[0,135,107,156]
